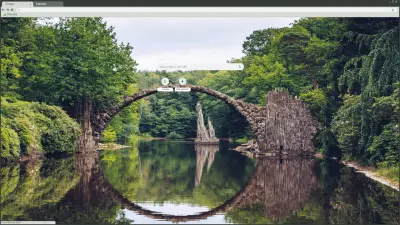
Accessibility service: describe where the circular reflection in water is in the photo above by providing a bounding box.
[1,140,398,224]
[99,140,255,219]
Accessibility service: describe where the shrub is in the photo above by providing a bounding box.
[166,131,184,140]
[0,99,81,158]
[1,120,20,158]
[101,126,117,143]
[33,103,81,154]
[234,137,249,143]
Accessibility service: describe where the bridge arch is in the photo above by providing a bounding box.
[92,85,259,139]
[90,85,316,155]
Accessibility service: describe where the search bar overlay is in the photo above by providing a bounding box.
[157,63,244,71]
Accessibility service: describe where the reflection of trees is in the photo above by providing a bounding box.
[100,148,142,200]
[328,167,400,225]
[6,145,395,224]
[225,158,319,221]
[0,158,79,220]
[100,140,255,208]
[74,153,98,209]
[195,144,219,186]
[110,157,318,223]
[132,141,197,203]
[24,153,133,224]
[226,159,400,224]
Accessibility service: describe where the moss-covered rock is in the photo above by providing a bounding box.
[1,98,81,159]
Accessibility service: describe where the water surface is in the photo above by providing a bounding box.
[1,140,398,224]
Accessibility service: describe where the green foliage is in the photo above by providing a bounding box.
[234,137,250,143]
[333,25,399,164]
[376,164,400,185]
[331,95,362,159]
[0,99,81,158]
[243,55,294,103]
[13,18,137,111]
[0,18,34,98]
[368,122,400,166]
[166,131,184,139]
[300,89,328,122]
[101,126,117,143]
[2,18,138,143]
[198,70,254,138]
[225,204,274,224]
[107,84,142,143]
[1,120,20,158]
[137,72,199,138]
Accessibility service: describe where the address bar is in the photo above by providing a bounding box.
[17,7,398,13]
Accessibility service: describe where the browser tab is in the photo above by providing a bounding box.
[33,1,64,7]
[2,1,33,7]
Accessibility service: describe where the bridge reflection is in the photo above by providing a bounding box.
[70,153,319,222]
[242,158,319,220]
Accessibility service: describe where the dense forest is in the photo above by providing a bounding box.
[1,18,399,180]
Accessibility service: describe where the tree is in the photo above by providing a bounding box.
[11,18,137,147]
[0,18,35,98]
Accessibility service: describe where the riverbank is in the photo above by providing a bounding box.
[342,160,399,191]
[98,143,130,150]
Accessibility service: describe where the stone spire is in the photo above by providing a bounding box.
[195,102,219,144]
[195,102,210,142]
[207,117,217,140]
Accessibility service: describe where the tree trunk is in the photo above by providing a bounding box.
[72,96,98,153]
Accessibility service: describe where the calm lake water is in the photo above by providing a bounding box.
[1,140,399,224]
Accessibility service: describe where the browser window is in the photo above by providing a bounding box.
[1,0,399,224]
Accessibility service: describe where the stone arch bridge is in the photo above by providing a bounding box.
[91,85,316,155]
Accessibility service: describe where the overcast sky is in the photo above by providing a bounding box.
[103,18,298,71]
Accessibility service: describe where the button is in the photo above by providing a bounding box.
[161,78,169,86]
[179,78,187,86]
[157,87,173,92]
[175,87,191,92]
